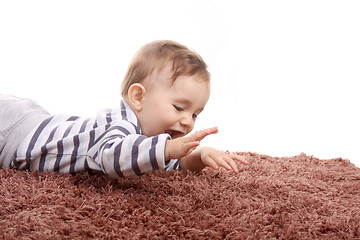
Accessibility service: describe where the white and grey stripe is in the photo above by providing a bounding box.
[13,100,180,177]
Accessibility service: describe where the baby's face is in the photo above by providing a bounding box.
[137,71,210,139]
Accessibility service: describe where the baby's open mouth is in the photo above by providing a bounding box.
[164,130,184,139]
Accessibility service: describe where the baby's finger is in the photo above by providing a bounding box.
[229,154,248,165]
[202,155,219,170]
[211,155,232,171]
[223,156,239,173]
[188,127,218,142]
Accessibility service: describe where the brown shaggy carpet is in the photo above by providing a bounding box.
[1,152,359,239]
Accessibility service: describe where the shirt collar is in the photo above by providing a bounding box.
[120,100,141,133]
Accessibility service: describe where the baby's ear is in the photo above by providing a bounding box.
[127,83,146,111]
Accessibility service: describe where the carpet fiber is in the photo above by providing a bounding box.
[1,152,359,239]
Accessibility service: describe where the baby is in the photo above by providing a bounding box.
[0,40,248,177]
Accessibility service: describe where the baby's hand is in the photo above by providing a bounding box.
[165,127,218,160]
[200,147,248,173]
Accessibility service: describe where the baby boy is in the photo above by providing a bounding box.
[0,40,248,177]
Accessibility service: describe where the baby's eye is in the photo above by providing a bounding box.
[192,113,198,119]
[173,105,184,112]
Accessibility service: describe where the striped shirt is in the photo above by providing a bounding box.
[12,100,180,177]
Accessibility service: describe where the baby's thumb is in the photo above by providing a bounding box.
[182,141,200,155]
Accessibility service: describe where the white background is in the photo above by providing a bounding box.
[1,1,359,167]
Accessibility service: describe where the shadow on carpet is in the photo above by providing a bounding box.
[1,152,360,239]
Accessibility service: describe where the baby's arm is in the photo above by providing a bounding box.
[165,127,248,173]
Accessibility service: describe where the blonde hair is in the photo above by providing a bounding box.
[121,40,210,97]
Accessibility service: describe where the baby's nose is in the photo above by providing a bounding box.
[180,115,194,131]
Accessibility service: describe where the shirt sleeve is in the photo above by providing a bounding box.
[165,158,181,171]
[95,125,174,177]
